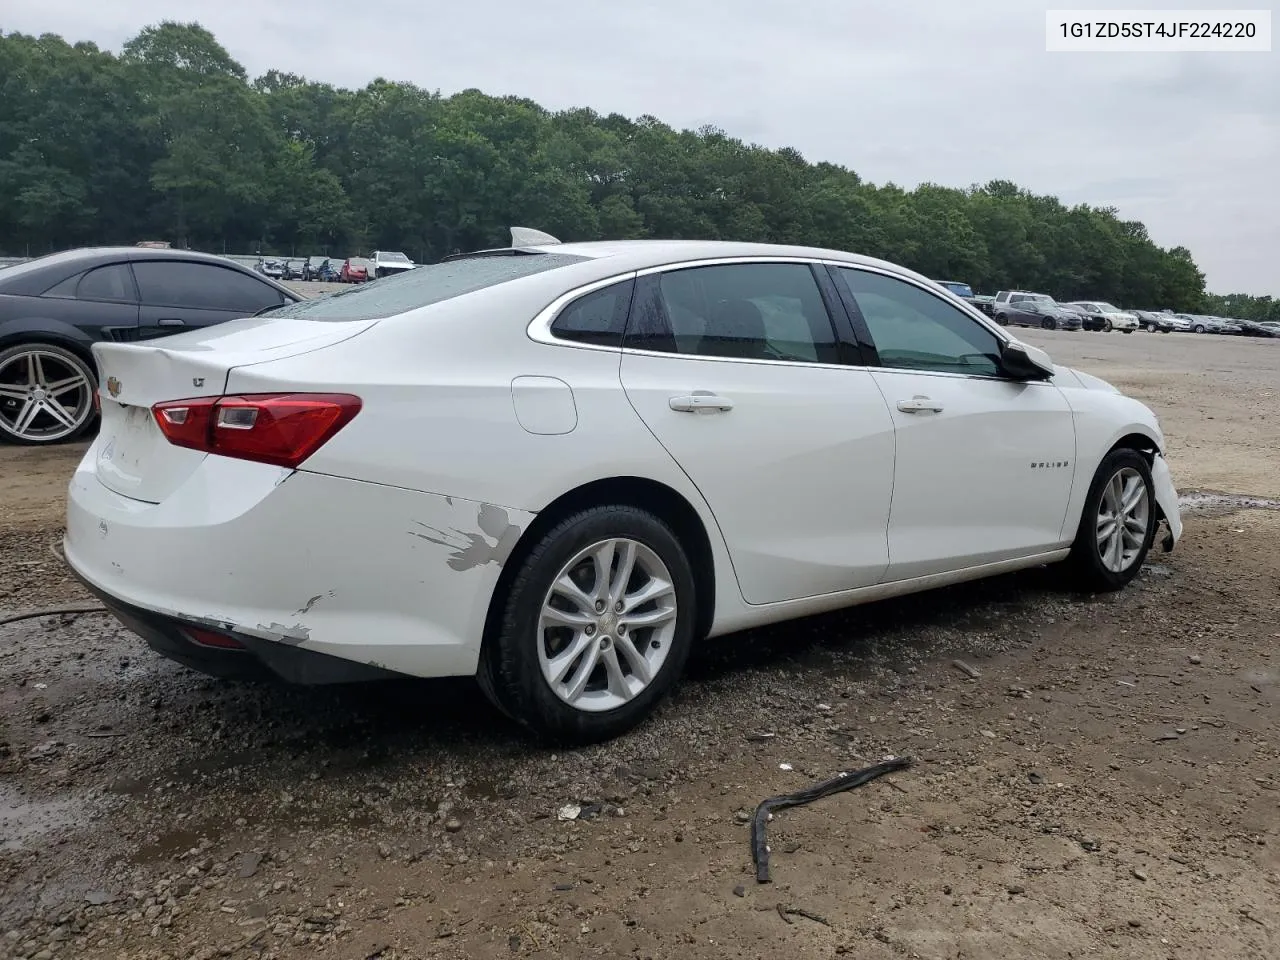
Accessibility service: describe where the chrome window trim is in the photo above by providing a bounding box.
[526,270,640,351]
[525,255,1017,374]
[830,261,1013,342]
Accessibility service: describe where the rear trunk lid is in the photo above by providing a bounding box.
[91,317,377,503]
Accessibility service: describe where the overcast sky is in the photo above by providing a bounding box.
[9,0,1278,295]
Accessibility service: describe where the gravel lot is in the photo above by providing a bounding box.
[2,329,1278,960]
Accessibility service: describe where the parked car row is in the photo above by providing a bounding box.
[254,250,417,284]
[934,280,1278,339]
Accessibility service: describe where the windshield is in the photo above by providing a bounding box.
[1097,302,1122,313]
[939,281,974,298]
[261,251,590,322]
[379,251,411,263]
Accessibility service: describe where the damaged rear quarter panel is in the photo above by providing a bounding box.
[66,458,533,678]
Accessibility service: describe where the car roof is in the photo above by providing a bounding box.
[0,246,298,298]
[451,239,942,288]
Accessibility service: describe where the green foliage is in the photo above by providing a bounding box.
[0,22,1233,309]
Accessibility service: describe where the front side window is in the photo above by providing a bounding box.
[838,268,1003,377]
[550,279,635,347]
[625,262,839,364]
[133,261,286,313]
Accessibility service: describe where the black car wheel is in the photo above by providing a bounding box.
[0,343,98,446]
[480,505,697,744]
[1065,449,1157,592]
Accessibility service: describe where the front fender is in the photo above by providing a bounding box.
[1150,453,1182,551]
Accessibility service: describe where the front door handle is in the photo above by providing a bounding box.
[157,317,186,327]
[896,395,944,414]
[669,393,734,413]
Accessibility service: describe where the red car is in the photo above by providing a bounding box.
[339,258,369,283]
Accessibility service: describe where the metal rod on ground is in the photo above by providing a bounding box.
[751,757,914,884]
[0,603,108,627]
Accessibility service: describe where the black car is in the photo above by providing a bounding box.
[1232,318,1280,338]
[0,247,301,446]
[1058,303,1109,332]
[1132,310,1174,333]
[997,299,1083,331]
[935,280,994,316]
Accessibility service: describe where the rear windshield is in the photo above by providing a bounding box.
[263,252,589,322]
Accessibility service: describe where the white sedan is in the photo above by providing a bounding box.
[1065,301,1140,333]
[63,234,1183,743]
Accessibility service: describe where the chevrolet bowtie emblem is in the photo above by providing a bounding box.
[106,376,121,398]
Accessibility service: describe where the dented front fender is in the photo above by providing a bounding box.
[1150,453,1182,551]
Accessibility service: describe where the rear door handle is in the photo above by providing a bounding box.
[157,317,186,327]
[669,393,734,413]
[896,395,944,414]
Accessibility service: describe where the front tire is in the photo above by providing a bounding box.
[480,505,697,744]
[0,343,98,446]
[1065,449,1157,591]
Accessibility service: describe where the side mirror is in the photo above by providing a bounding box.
[1000,340,1055,381]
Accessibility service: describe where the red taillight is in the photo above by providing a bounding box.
[151,393,361,469]
[185,627,245,650]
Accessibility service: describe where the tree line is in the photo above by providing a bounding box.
[0,21,1266,315]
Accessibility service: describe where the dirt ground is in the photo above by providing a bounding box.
[2,330,1278,960]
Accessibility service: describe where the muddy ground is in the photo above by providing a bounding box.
[2,330,1278,960]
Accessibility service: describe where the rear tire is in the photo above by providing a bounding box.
[1064,449,1157,592]
[480,505,697,744]
[1103,319,1113,332]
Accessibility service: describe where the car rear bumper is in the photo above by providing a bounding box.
[67,569,404,684]
[63,439,534,682]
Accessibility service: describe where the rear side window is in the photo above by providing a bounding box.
[77,264,136,302]
[550,279,635,347]
[264,252,590,322]
[41,274,82,298]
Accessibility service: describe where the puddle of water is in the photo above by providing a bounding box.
[1178,492,1280,513]
[0,782,87,851]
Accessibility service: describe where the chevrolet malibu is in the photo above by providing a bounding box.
[63,235,1183,744]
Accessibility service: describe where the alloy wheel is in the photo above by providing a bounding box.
[537,537,678,712]
[1095,467,1151,574]
[0,347,95,443]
